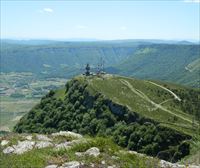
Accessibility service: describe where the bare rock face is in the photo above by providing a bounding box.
[1,140,9,146]
[35,141,53,149]
[84,147,100,157]
[3,146,15,154]
[13,140,35,154]
[52,131,82,139]
[36,134,52,141]
[60,161,80,168]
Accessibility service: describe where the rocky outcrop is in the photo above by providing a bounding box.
[160,160,199,168]
[52,131,83,139]
[35,141,53,149]
[13,140,35,154]
[36,134,52,141]
[3,146,15,154]
[3,140,35,154]
[1,131,84,155]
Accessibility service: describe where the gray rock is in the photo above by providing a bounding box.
[1,140,9,146]
[3,146,15,154]
[52,131,82,139]
[13,140,35,154]
[107,166,117,168]
[75,152,84,157]
[90,163,95,167]
[45,165,58,168]
[36,134,52,141]
[55,142,72,150]
[35,141,53,149]
[25,135,32,140]
[128,150,145,157]
[160,160,186,168]
[188,166,200,168]
[85,147,100,157]
[101,160,106,164]
[61,161,80,168]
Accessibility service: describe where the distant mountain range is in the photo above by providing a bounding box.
[1,39,199,87]
[111,44,200,88]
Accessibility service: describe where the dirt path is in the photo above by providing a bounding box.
[120,79,193,124]
[148,81,181,101]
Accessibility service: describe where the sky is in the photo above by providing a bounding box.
[1,0,200,40]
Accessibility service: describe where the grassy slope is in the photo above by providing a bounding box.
[81,75,199,136]
[54,75,199,136]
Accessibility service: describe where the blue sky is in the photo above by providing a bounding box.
[1,0,199,40]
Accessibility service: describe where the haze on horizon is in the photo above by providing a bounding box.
[1,0,199,41]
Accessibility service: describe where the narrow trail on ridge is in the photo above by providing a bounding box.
[119,79,193,124]
[147,81,181,101]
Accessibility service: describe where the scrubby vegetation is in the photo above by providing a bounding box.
[172,88,200,122]
[14,77,195,162]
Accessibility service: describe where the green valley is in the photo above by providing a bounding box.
[1,40,200,88]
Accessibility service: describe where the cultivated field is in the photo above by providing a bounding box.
[0,72,67,131]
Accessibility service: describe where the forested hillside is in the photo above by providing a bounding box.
[114,44,200,87]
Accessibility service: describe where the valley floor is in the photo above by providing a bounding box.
[0,72,67,131]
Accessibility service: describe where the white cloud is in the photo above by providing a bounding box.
[76,25,87,29]
[184,0,200,3]
[39,8,54,13]
[44,8,53,13]
[120,26,127,30]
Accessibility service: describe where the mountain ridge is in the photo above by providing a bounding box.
[13,75,200,163]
